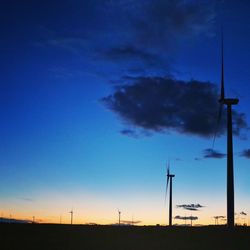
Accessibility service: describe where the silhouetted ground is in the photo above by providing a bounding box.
[0,223,250,250]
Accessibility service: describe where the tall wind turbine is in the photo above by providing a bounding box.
[69,209,73,225]
[215,32,239,228]
[165,162,175,226]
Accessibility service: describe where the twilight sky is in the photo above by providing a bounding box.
[1,0,250,225]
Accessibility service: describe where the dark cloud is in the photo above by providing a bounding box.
[102,76,248,138]
[120,129,138,138]
[175,215,198,220]
[40,1,217,75]
[203,148,226,159]
[213,216,225,219]
[240,211,247,216]
[232,112,248,136]
[176,204,204,211]
[131,0,216,49]
[240,149,250,159]
[101,1,216,73]
[120,128,152,138]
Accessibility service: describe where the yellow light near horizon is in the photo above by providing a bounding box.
[1,189,248,226]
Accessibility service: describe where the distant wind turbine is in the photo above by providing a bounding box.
[69,209,73,225]
[213,31,239,228]
[174,215,198,226]
[240,211,247,225]
[118,209,121,225]
[213,216,225,225]
[165,161,175,226]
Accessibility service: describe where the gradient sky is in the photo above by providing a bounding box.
[1,0,250,225]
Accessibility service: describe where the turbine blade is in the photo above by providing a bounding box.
[165,163,170,205]
[220,30,225,102]
[165,175,170,205]
[212,102,223,148]
[213,29,225,148]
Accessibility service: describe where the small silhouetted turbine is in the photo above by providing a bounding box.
[69,210,73,225]
[118,209,121,225]
[165,162,175,226]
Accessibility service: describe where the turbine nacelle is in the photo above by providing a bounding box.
[167,174,175,178]
[222,98,239,105]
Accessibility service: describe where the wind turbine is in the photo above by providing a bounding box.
[214,31,239,228]
[165,162,175,226]
[213,216,225,225]
[69,209,73,225]
[118,209,121,225]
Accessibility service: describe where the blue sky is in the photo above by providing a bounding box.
[0,0,250,225]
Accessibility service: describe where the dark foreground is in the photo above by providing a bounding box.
[1,223,250,250]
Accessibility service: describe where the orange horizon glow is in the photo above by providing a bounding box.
[1,206,249,226]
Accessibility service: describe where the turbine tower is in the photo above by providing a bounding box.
[118,209,121,225]
[165,162,175,226]
[69,210,73,225]
[215,32,239,228]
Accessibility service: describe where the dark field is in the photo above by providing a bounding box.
[1,223,250,250]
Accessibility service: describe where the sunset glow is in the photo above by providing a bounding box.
[1,0,250,228]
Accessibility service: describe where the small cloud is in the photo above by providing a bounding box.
[203,148,226,159]
[194,157,201,161]
[175,215,198,220]
[240,149,250,159]
[213,216,225,219]
[240,211,247,216]
[120,128,153,138]
[120,129,138,138]
[176,203,204,211]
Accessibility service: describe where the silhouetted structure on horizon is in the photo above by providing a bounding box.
[69,210,73,225]
[165,162,175,226]
[214,32,239,228]
[174,215,198,226]
[118,209,121,225]
[213,216,225,225]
